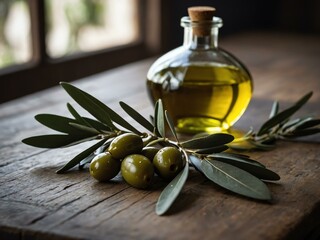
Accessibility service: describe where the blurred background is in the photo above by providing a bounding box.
[0,0,139,68]
[1,0,319,103]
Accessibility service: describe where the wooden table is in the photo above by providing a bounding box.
[1,32,320,240]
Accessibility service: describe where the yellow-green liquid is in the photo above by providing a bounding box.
[147,64,253,133]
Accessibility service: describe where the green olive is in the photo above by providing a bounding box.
[141,147,159,161]
[153,147,184,180]
[121,154,154,189]
[108,133,143,159]
[89,152,120,182]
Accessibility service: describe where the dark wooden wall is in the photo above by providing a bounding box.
[160,0,320,52]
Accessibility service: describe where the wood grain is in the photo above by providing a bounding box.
[0,32,319,240]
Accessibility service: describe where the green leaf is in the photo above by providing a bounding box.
[222,152,251,160]
[192,132,210,139]
[283,117,315,134]
[189,155,202,172]
[201,159,271,200]
[286,128,320,137]
[61,82,141,134]
[78,138,113,169]
[69,122,101,135]
[209,153,280,180]
[119,101,154,132]
[63,136,101,148]
[22,134,87,148]
[295,91,313,106]
[62,82,141,135]
[249,140,275,150]
[79,153,95,169]
[209,152,265,168]
[56,139,106,173]
[156,160,189,215]
[269,101,279,119]
[60,82,116,130]
[281,118,302,131]
[67,103,106,134]
[153,101,160,136]
[181,133,234,149]
[295,118,320,130]
[156,99,165,138]
[67,103,90,127]
[35,114,84,135]
[82,117,111,132]
[195,145,229,154]
[228,139,257,151]
[94,138,114,155]
[165,110,179,143]
[258,92,313,136]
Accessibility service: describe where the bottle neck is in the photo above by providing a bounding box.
[180,16,222,50]
[183,27,219,49]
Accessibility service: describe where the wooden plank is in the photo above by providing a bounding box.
[0,142,319,240]
[0,32,319,240]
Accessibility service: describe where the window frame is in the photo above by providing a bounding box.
[1,0,161,103]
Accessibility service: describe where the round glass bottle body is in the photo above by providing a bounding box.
[146,17,253,133]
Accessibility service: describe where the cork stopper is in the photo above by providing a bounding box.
[188,6,215,36]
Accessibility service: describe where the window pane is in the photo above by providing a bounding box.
[45,0,139,58]
[0,0,32,69]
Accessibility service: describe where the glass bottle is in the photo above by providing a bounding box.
[146,7,253,134]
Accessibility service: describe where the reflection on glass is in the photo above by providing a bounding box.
[0,0,31,69]
[46,0,139,58]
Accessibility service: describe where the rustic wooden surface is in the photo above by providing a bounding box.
[0,32,319,240]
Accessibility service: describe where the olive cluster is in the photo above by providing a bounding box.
[89,133,184,189]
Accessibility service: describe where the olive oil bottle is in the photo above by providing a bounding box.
[146,7,253,133]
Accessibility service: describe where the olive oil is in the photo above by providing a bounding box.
[146,7,254,133]
[147,64,252,133]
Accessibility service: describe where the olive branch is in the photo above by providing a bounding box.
[229,92,320,150]
[22,82,285,215]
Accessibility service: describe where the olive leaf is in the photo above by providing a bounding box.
[181,133,234,149]
[248,140,275,150]
[63,136,104,148]
[201,159,271,200]
[61,82,142,135]
[67,103,91,127]
[82,117,111,132]
[228,140,257,151]
[67,103,105,134]
[165,110,179,143]
[283,117,314,134]
[56,138,106,173]
[119,101,154,132]
[22,134,92,148]
[295,119,320,130]
[155,99,165,138]
[35,114,83,135]
[209,152,266,168]
[78,153,95,170]
[69,122,101,135]
[269,101,279,119]
[194,145,229,154]
[188,155,202,172]
[231,91,319,151]
[153,101,159,136]
[79,139,113,169]
[60,82,117,131]
[257,92,313,136]
[73,85,141,135]
[286,128,320,137]
[208,153,280,180]
[282,118,303,131]
[156,159,189,215]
